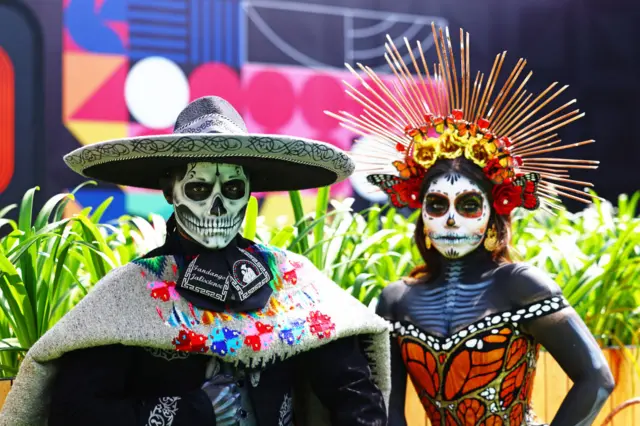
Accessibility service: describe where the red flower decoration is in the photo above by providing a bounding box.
[172,329,208,353]
[391,176,423,209]
[492,183,523,215]
[522,181,540,210]
[283,269,298,285]
[307,311,336,339]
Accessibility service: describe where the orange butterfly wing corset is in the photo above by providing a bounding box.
[392,296,569,426]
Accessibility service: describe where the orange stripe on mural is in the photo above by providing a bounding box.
[0,47,15,192]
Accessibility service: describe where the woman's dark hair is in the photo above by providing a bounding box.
[408,157,513,282]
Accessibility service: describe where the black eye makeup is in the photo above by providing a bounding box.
[424,193,450,217]
[222,179,246,200]
[454,191,484,218]
[184,182,213,201]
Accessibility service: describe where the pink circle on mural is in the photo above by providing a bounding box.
[189,63,243,111]
[245,71,295,131]
[299,75,345,133]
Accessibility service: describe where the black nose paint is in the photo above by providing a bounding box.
[210,197,227,216]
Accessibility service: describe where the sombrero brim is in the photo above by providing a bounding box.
[63,133,355,192]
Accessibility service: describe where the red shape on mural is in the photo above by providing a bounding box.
[299,75,345,133]
[105,22,129,48]
[0,47,15,192]
[72,61,128,121]
[245,71,295,132]
[190,63,243,112]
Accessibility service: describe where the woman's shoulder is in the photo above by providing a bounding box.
[376,280,411,320]
[494,261,564,307]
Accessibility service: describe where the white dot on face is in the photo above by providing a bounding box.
[125,57,190,129]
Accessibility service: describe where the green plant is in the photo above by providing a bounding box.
[0,184,164,377]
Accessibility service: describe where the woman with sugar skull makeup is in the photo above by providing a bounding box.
[0,96,391,426]
[328,26,614,426]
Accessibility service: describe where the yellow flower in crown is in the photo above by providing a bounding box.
[464,138,492,168]
[412,137,441,169]
[439,131,463,159]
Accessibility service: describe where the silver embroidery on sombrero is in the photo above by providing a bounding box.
[146,397,180,426]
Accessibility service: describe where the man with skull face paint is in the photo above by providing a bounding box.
[328,26,615,426]
[0,97,391,426]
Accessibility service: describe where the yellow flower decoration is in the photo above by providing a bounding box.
[413,137,441,169]
[464,139,491,168]
[439,133,463,159]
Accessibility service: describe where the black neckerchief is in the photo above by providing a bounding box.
[142,224,274,313]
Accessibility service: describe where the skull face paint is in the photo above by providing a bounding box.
[422,173,490,259]
[172,162,250,249]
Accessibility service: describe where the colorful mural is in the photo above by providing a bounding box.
[61,0,446,222]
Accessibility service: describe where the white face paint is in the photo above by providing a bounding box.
[172,162,250,249]
[422,172,490,259]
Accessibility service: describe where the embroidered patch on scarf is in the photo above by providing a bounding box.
[139,244,336,360]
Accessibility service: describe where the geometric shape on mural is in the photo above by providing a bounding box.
[74,187,126,223]
[189,0,244,67]
[66,120,128,146]
[71,61,128,121]
[0,46,14,192]
[65,0,127,54]
[125,189,173,219]
[63,53,127,121]
[128,0,189,63]
[125,56,189,129]
[189,63,243,110]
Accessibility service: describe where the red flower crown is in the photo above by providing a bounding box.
[326,24,598,216]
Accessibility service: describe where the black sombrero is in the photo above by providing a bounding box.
[63,96,354,192]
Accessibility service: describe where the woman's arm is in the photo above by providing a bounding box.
[376,282,408,426]
[48,345,216,426]
[507,264,615,426]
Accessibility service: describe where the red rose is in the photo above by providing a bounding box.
[492,183,523,215]
[392,176,423,209]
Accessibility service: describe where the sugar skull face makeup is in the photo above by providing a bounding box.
[172,162,250,249]
[422,173,490,259]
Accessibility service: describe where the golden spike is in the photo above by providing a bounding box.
[435,63,448,113]
[540,182,605,202]
[539,203,560,216]
[469,71,484,120]
[513,140,561,156]
[342,64,406,130]
[342,85,404,131]
[327,110,398,142]
[515,112,585,145]
[433,24,455,111]
[491,71,532,131]
[524,170,571,179]
[525,157,599,164]
[460,28,467,115]
[445,27,460,110]
[511,135,560,155]
[477,51,506,121]
[517,139,595,157]
[430,23,450,111]
[501,84,569,137]
[519,165,570,174]
[384,38,428,118]
[352,111,408,145]
[512,110,581,143]
[362,110,405,142]
[510,100,577,140]
[523,162,598,170]
[404,38,435,113]
[537,186,593,204]
[538,191,562,203]
[494,82,560,136]
[465,32,471,118]
[384,53,422,125]
[540,175,594,187]
[417,40,442,116]
[487,58,526,120]
[494,91,531,135]
[359,64,417,127]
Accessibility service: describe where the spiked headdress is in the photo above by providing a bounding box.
[326,24,599,216]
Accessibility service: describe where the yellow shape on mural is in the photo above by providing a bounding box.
[259,193,317,227]
[66,120,128,146]
[63,53,127,121]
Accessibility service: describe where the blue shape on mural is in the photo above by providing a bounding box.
[75,188,126,223]
[65,0,126,54]
[128,0,189,63]
[190,0,243,67]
